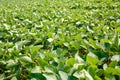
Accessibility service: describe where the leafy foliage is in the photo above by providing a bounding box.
[0,0,120,80]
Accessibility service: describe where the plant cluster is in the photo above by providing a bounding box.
[0,0,120,80]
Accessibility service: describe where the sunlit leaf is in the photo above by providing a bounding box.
[73,69,93,80]
[19,56,33,63]
[43,74,57,80]
[59,71,68,80]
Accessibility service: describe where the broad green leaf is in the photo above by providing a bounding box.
[70,41,80,49]
[75,52,84,64]
[44,67,54,73]
[59,71,68,80]
[43,74,57,80]
[63,42,69,47]
[84,39,95,49]
[116,27,120,33]
[89,39,100,49]
[94,75,102,80]
[88,65,97,77]
[105,67,120,76]
[11,77,17,80]
[96,69,104,76]
[31,66,41,73]
[100,39,112,45]
[75,33,82,41]
[37,59,49,68]
[103,63,108,70]
[112,32,119,49]
[6,59,18,68]
[15,40,30,50]
[15,41,23,50]
[86,52,99,65]
[31,46,41,54]
[87,52,98,59]
[111,55,120,61]
[68,76,78,80]
[73,63,85,70]
[73,69,93,80]
[66,58,75,67]
[47,38,54,42]
[109,61,118,68]
[19,56,33,63]
[30,73,46,80]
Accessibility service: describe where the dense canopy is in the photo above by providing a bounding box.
[0,0,120,80]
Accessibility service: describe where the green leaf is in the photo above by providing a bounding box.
[59,71,68,80]
[43,74,57,80]
[94,75,102,80]
[68,76,78,80]
[15,40,30,50]
[6,59,18,68]
[37,59,49,68]
[47,38,54,42]
[86,52,99,65]
[66,58,75,67]
[100,39,112,45]
[111,55,120,61]
[30,73,46,80]
[31,66,41,73]
[103,63,108,70]
[112,32,119,49]
[73,69,93,80]
[88,65,97,77]
[87,52,98,59]
[44,67,54,73]
[11,77,17,80]
[19,56,33,63]
[116,27,120,33]
[105,67,120,76]
[70,41,80,49]
[109,61,118,68]
[63,42,69,47]
[96,69,104,77]
[75,52,84,64]
[31,46,41,54]
[84,39,95,49]
[89,39,100,49]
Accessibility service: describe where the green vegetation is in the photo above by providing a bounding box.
[0,0,120,80]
